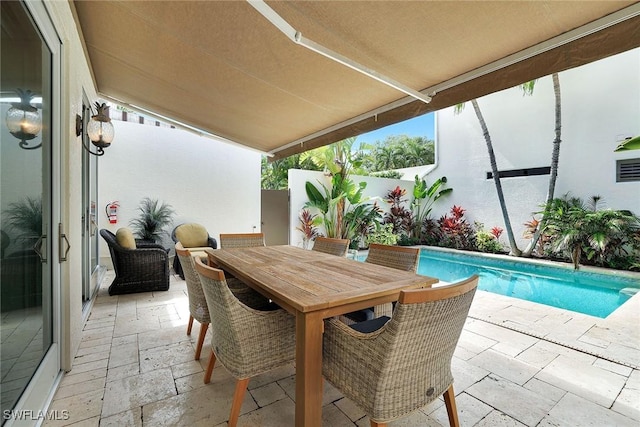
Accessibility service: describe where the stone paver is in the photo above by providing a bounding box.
[41,272,639,427]
[101,368,176,418]
[535,354,627,407]
[466,375,557,427]
[540,392,637,427]
[469,349,539,385]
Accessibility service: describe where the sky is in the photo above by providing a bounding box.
[354,112,435,146]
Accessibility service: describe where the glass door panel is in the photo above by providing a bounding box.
[82,98,101,304]
[1,1,54,419]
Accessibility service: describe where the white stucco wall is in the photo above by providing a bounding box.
[98,121,261,264]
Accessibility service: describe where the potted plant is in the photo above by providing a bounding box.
[129,197,175,244]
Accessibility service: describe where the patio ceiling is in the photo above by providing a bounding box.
[71,1,640,160]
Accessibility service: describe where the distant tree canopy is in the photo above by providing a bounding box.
[261,154,322,190]
[261,134,435,189]
[356,135,435,171]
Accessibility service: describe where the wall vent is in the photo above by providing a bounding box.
[486,166,550,179]
[617,158,640,182]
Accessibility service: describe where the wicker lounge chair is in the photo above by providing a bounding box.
[194,256,295,427]
[100,228,169,295]
[342,243,420,323]
[219,232,265,248]
[171,223,217,279]
[311,236,350,256]
[323,275,479,427]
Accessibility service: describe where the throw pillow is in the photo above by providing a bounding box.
[175,223,208,248]
[116,227,137,249]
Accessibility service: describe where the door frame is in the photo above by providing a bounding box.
[81,93,104,309]
[5,1,63,423]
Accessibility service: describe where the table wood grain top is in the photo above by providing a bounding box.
[206,245,438,314]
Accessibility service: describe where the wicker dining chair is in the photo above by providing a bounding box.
[311,236,350,256]
[365,243,420,272]
[175,242,210,360]
[177,242,271,361]
[342,243,420,324]
[216,232,266,289]
[194,256,295,427]
[323,275,479,427]
[219,232,265,248]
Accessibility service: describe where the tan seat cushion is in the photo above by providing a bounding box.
[175,223,208,248]
[186,247,211,253]
[116,227,136,249]
[190,250,209,261]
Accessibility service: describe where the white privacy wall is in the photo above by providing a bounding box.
[98,121,261,264]
[289,49,640,251]
[431,48,640,250]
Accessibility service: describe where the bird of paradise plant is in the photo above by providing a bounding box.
[303,138,376,241]
[411,175,452,241]
[304,174,368,239]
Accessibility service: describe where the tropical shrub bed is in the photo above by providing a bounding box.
[299,173,640,271]
[533,195,640,271]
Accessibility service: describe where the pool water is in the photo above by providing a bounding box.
[420,249,640,318]
[359,248,640,318]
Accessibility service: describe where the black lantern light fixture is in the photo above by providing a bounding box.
[76,101,114,156]
[5,89,42,150]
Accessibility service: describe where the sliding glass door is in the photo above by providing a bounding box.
[1,1,60,422]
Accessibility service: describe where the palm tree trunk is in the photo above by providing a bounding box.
[524,73,561,256]
[471,99,522,256]
[336,198,345,239]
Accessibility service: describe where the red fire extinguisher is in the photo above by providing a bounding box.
[105,201,119,224]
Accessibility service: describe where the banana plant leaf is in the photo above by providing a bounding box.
[614,135,640,152]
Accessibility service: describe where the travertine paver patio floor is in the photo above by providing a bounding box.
[43,270,640,426]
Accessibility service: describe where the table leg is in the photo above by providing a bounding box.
[295,310,324,427]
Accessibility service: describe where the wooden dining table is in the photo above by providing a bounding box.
[205,245,438,427]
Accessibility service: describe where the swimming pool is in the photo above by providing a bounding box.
[359,247,640,318]
[420,248,640,318]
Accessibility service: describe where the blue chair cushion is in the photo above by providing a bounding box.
[349,315,390,333]
[343,308,375,323]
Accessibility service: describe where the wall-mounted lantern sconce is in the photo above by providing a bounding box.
[76,101,114,156]
[5,89,42,150]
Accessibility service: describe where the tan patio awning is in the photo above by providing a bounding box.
[71,1,640,160]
